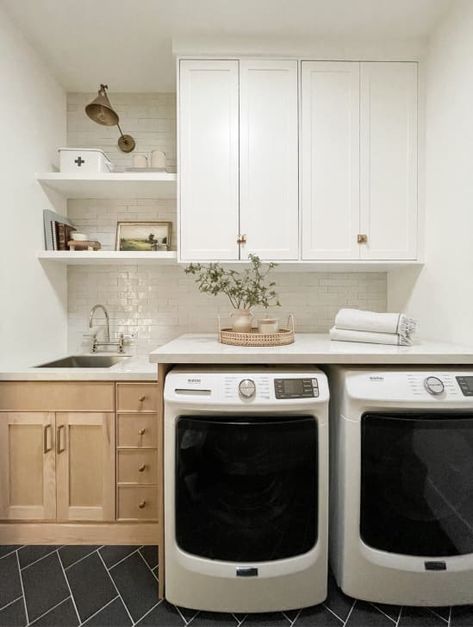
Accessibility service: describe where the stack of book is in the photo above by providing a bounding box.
[43,210,77,251]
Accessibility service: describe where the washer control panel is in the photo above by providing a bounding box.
[424,376,445,396]
[274,378,319,399]
[456,376,473,396]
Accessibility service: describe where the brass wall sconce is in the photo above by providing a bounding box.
[85,84,136,153]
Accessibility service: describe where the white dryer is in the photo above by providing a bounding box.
[328,366,473,606]
[164,366,329,613]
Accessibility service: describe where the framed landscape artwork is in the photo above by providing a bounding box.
[115,221,172,251]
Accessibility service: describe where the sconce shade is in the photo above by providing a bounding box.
[85,85,119,126]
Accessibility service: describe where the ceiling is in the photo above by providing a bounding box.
[1,0,453,92]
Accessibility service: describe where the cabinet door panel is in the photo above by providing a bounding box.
[240,59,299,260]
[56,413,115,521]
[301,61,360,259]
[0,412,55,520]
[179,59,239,260]
[360,62,418,259]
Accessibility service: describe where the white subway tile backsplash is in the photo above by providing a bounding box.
[66,91,387,354]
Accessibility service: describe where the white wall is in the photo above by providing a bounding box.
[0,6,67,368]
[388,0,473,346]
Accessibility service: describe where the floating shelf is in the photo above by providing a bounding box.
[38,251,177,265]
[36,172,177,199]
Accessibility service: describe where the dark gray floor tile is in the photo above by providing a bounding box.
[0,598,26,627]
[99,545,139,568]
[136,601,184,626]
[371,603,401,622]
[451,605,473,626]
[242,611,289,625]
[177,605,199,623]
[0,546,21,560]
[59,546,98,569]
[32,598,79,626]
[346,601,393,626]
[296,605,342,625]
[399,606,445,626]
[0,553,21,609]
[429,606,450,621]
[140,546,159,570]
[18,546,58,569]
[190,610,237,626]
[22,553,69,623]
[109,552,159,622]
[283,609,300,622]
[325,576,354,622]
[83,597,132,626]
[66,552,116,622]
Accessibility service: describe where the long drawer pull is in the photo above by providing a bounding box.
[57,425,66,454]
[43,424,52,454]
[138,500,146,509]
[138,464,147,472]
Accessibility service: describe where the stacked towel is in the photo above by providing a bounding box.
[330,309,417,346]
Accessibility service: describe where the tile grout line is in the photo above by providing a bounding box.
[343,600,356,627]
[55,549,82,626]
[133,599,163,625]
[77,594,119,626]
[96,550,136,626]
[63,547,104,571]
[107,547,143,571]
[322,603,345,624]
[281,610,294,624]
[185,609,201,625]
[15,550,29,625]
[395,606,403,627]
[0,595,23,613]
[448,605,452,627]
[175,604,193,626]
[20,548,64,572]
[369,602,397,624]
[427,608,449,624]
[290,608,302,626]
[27,596,72,627]
[0,547,23,562]
[137,548,159,584]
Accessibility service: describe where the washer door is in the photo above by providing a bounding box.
[361,412,473,556]
[175,415,317,562]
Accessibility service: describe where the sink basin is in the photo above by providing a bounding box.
[37,355,130,368]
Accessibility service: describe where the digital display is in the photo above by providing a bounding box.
[282,380,305,395]
[274,378,318,399]
[457,376,473,396]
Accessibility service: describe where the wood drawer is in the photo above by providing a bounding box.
[117,486,158,521]
[116,384,157,413]
[117,414,157,448]
[0,382,114,412]
[118,450,158,485]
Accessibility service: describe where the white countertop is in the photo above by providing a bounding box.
[0,354,156,381]
[149,333,473,365]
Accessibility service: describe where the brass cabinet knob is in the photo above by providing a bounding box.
[237,234,247,245]
[138,428,146,436]
[138,500,146,509]
[138,464,146,472]
[357,233,368,244]
[139,395,146,402]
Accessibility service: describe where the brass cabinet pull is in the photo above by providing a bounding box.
[138,428,146,436]
[357,233,368,244]
[138,395,146,402]
[138,464,146,472]
[43,424,52,454]
[138,500,146,509]
[237,234,247,245]
[57,425,65,454]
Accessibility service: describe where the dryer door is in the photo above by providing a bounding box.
[175,415,318,562]
[361,412,473,557]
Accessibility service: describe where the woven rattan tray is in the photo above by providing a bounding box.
[218,314,295,347]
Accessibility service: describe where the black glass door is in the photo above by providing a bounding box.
[361,412,473,557]
[175,415,317,562]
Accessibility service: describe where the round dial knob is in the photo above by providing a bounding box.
[239,378,256,399]
[424,376,445,396]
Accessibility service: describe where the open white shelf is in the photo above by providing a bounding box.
[36,171,177,199]
[38,251,177,265]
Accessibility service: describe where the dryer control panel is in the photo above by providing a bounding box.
[456,376,473,396]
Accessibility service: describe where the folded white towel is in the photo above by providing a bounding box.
[334,308,417,341]
[329,326,413,346]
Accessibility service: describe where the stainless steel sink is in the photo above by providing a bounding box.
[36,355,130,368]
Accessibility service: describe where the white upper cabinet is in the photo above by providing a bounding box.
[239,60,299,260]
[179,60,239,261]
[360,62,418,259]
[301,62,360,260]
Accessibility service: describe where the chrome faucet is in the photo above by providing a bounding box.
[88,304,124,353]
[88,304,110,342]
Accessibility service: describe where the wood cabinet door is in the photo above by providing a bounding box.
[301,61,360,260]
[179,59,240,261]
[359,62,418,259]
[0,412,56,520]
[239,59,299,260]
[56,413,115,521]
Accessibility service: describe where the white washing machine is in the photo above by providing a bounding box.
[328,366,473,606]
[164,366,329,613]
